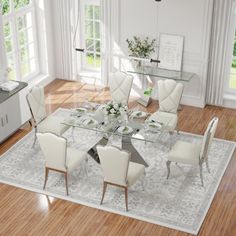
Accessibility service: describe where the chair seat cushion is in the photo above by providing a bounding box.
[127,162,145,186]
[37,115,69,135]
[66,148,88,171]
[149,111,177,131]
[168,141,201,165]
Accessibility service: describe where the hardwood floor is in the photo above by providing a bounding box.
[0,79,236,236]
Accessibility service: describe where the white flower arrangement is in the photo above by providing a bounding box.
[104,101,128,117]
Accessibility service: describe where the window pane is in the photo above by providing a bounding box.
[94,6,100,20]
[95,40,100,52]
[5,39,13,52]
[230,67,236,89]
[85,20,93,38]
[20,46,29,61]
[3,22,11,37]
[2,0,10,15]
[14,0,30,10]
[28,43,35,58]
[29,59,36,72]
[19,28,33,45]
[95,54,101,67]
[85,5,93,19]
[86,53,94,66]
[229,33,236,89]
[17,12,32,30]
[86,39,94,51]
[95,22,100,39]
[6,54,16,80]
[21,61,30,77]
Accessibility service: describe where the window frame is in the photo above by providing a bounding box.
[80,0,101,72]
[225,1,236,94]
[1,0,40,81]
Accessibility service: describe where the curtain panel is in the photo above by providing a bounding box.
[58,0,78,80]
[206,0,236,105]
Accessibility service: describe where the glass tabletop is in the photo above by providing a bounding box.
[127,65,194,82]
[62,104,172,143]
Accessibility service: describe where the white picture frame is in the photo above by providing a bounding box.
[158,34,184,71]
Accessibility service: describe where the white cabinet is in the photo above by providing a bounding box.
[0,86,31,143]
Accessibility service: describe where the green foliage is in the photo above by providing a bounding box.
[144,87,153,96]
[1,0,30,15]
[126,36,156,58]
[233,35,236,57]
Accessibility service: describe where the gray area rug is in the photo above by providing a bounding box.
[0,108,235,235]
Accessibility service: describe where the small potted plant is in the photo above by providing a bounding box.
[126,36,156,67]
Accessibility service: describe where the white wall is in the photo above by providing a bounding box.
[110,0,214,108]
[50,0,214,108]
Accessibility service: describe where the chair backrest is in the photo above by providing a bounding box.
[37,132,67,171]
[97,145,130,186]
[200,117,219,161]
[109,72,133,104]
[27,86,46,124]
[158,79,184,113]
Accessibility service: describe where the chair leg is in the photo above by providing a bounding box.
[43,167,49,190]
[205,159,210,173]
[199,164,204,186]
[100,182,107,205]
[65,172,69,196]
[124,187,128,211]
[166,161,171,179]
[32,129,37,148]
[84,158,89,177]
[141,173,146,191]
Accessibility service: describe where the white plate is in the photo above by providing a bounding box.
[76,107,87,113]
[148,121,162,129]
[83,118,98,127]
[64,118,75,125]
[131,111,147,118]
[117,126,133,134]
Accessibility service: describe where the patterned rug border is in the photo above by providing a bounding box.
[0,120,235,235]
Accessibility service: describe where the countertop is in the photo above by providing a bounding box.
[0,81,28,104]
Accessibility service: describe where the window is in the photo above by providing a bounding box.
[81,0,101,70]
[229,31,236,89]
[1,0,39,81]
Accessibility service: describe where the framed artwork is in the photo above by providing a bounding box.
[158,34,184,71]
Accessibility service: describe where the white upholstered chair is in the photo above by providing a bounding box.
[97,145,145,211]
[37,132,88,195]
[27,86,69,146]
[109,72,134,104]
[149,79,184,132]
[166,117,218,186]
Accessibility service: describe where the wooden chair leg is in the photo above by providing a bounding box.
[65,172,69,196]
[100,182,107,205]
[125,187,128,211]
[43,167,49,190]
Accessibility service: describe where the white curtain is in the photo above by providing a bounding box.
[58,0,77,80]
[206,0,236,105]
[100,0,112,85]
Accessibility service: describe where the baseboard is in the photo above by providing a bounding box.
[181,94,206,108]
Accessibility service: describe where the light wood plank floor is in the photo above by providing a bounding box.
[0,79,236,236]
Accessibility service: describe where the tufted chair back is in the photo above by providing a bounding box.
[158,79,184,114]
[27,86,47,124]
[109,72,133,104]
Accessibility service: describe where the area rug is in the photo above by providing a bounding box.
[0,108,235,235]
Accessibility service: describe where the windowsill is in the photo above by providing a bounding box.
[28,73,52,89]
[78,70,102,85]
[224,92,236,101]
